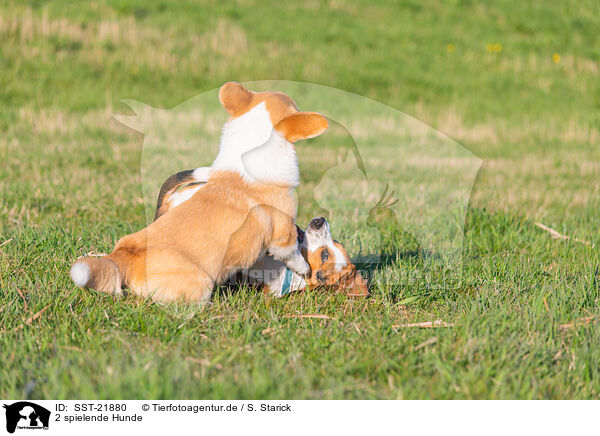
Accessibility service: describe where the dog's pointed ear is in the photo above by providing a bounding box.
[219,82,253,116]
[274,112,328,143]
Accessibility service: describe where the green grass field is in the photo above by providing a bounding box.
[1,0,599,399]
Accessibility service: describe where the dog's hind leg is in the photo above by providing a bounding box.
[129,248,215,302]
[142,272,214,302]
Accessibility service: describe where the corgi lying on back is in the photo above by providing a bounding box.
[155,168,369,297]
[70,82,328,302]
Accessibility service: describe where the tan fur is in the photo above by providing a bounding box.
[152,175,368,297]
[153,173,368,298]
[153,169,197,221]
[72,83,328,302]
[155,183,199,219]
[275,112,329,143]
[156,182,203,220]
[304,241,369,297]
[77,257,122,294]
[79,172,298,302]
[219,82,299,125]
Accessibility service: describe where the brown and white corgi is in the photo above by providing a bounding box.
[70,82,328,302]
[154,168,369,297]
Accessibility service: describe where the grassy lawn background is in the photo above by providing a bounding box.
[1,0,599,398]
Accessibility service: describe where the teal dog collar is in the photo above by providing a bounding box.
[280,268,294,297]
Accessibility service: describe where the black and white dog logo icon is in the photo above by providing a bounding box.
[3,402,50,433]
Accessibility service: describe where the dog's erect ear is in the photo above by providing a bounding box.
[274,112,328,143]
[345,270,369,297]
[219,82,253,116]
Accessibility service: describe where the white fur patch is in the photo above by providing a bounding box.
[211,103,299,186]
[304,220,348,271]
[327,240,347,271]
[168,185,203,208]
[192,167,212,182]
[70,261,90,287]
[268,245,310,275]
[211,102,273,177]
[242,131,300,187]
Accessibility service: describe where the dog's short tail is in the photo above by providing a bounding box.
[70,256,122,294]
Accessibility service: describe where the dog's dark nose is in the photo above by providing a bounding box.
[315,270,325,283]
[310,217,326,230]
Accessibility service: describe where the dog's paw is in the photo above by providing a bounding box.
[289,257,310,276]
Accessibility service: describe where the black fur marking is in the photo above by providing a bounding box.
[153,169,196,221]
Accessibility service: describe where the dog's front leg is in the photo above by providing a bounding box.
[268,244,309,276]
[264,208,309,276]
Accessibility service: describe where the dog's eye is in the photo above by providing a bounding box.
[321,249,329,263]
